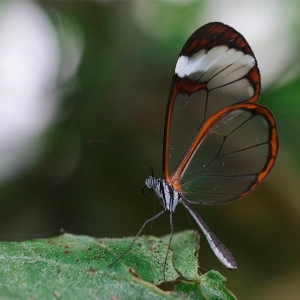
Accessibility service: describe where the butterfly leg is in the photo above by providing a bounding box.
[162,211,175,283]
[108,209,167,267]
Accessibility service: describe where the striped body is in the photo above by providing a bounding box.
[145,176,180,212]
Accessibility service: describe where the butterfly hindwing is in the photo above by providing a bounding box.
[177,103,277,204]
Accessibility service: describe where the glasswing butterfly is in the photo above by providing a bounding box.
[110,22,278,278]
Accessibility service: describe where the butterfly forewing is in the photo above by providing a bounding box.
[163,22,261,180]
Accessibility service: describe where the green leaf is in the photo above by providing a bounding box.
[161,230,200,281]
[0,230,236,299]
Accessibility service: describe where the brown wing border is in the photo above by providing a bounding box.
[168,103,278,198]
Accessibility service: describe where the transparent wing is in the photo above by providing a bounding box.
[171,103,278,204]
[163,22,261,179]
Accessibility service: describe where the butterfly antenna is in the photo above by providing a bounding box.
[89,140,151,174]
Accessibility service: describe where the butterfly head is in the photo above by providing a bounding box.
[145,175,157,190]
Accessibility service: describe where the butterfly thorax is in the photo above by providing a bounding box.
[145,176,181,212]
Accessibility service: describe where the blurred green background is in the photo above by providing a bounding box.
[0,0,299,298]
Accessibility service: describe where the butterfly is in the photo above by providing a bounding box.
[110,22,278,278]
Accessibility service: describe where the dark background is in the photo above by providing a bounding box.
[0,1,299,298]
